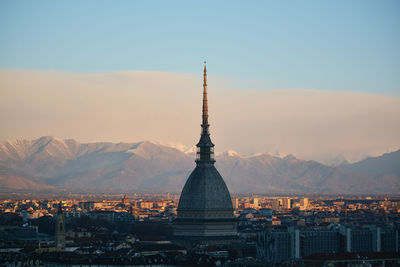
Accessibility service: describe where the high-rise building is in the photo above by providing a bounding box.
[272,199,282,210]
[253,197,259,209]
[340,225,399,253]
[55,204,66,250]
[300,230,340,256]
[257,231,293,261]
[257,225,399,261]
[282,198,291,209]
[174,64,237,246]
[300,198,309,210]
[232,197,239,209]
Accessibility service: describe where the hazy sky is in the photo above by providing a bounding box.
[1,70,399,164]
[0,1,399,163]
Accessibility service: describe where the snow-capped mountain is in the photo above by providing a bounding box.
[0,136,399,194]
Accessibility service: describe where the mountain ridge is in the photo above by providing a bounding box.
[0,136,399,194]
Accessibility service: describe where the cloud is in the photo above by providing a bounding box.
[0,69,399,163]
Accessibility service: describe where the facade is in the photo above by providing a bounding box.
[55,205,66,250]
[257,225,399,262]
[256,231,294,261]
[272,199,281,210]
[232,197,239,210]
[252,197,259,209]
[348,228,374,252]
[340,225,399,253]
[282,198,292,209]
[174,64,237,246]
[300,230,340,256]
[300,198,309,210]
[381,228,399,252]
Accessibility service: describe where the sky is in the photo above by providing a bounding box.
[0,1,399,164]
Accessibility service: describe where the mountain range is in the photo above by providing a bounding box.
[0,136,399,194]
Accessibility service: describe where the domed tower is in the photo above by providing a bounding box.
[174,63,237,246]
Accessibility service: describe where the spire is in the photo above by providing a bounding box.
[202,62,209,135]
[196,62,215,164]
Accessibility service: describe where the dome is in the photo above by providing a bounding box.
[178,163,233,213]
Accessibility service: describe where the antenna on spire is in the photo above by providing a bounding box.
[202,61,208,134]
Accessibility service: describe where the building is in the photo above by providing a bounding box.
[78,201,102,211]
[121,195,129,205]
[257,231,293,261]
[282,198,292,209]
[138,201,154,209]
[272,199,282,210]
[300,230,340,256]
[232,197,239,210]
[257,228,341,261]
[300,198,309,210]
[257,225,399,262]
[340,225,399,253]
[252,197,259,209]
[88,210,116,222]
[259,208,273,216]
[174,64,237,246]
[55,205,66,250]
[0,225,53,248]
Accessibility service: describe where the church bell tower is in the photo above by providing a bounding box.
[55,204,66,250]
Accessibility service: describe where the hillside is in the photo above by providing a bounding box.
[341,150,400,177]
[0,137,399,194]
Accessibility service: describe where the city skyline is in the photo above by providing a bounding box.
[1,2,399,265]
